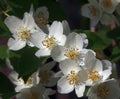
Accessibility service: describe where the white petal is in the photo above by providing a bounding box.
[49,21,63,41]
[57,35,66,46]
[65,33,83,50]
[75,84,85,97]
[23,12,37,30]
[100,13,116,25]
[92,59,103,72]
[4,16,23,34]
[101,69,112,80]
[7,38,26,50]
[62,20,71,35]
[57,76,74,94]
[59,59,81,75]
[35,48,50,57]
[29,31,46,48]
[78,70,88,82]
[51,45,66,62]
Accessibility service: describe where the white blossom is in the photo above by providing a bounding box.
[87,79,120,99]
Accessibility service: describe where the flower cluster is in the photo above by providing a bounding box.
[2,3,120,99]
[81,0,120,26]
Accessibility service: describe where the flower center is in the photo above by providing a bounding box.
[102,0,112,7]
[42,35,56,49]
[29,92,38,99]
[88,71,100,81]
[35,12,48,26]
[96,84,109,98]
[39,70,52,84]
[64,48,79,60]
[66,70,79,85]
[26,77,33,85]
[17,27,31,40]
[88,5,97,17]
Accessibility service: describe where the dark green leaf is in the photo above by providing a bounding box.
[0,72,14,94]
[10,47,46,78]
[0,45,8,60]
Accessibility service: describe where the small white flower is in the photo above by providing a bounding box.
[4,12,42,50]
[33,6,49,33]
[57,59,88,97]
[16,84,55,99]
[83,51,112,86]
[51,32,89,62]
[35,21,66,57]
[81,0,102,26]
[8,70,40,92]
[38,61,58,87]
[87,79,120,99]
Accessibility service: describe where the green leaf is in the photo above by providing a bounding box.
[0,72,14,94]
[10,46,46,78]
[0,45,8,60]
[107,27,120,40]
[110,46,120,62]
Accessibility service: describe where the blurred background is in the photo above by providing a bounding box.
[0,0,120,99]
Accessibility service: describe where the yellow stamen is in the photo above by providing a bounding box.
[17,27,31,40]
[42,35,56,49]
[88,71,100,81]
[66,70,79,85]
[64,48,79,60]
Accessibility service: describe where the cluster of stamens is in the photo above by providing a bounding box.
[88,71,100,82]
[17,27,31,40]
[66,70,79,85]
[42,35,56,49]
[64,47,79,60]
[35,12,48,26]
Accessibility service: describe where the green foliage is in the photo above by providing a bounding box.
[9,46,46,80]
[0,72,14,94]
[6,0,66,21]
[0,45,8,60]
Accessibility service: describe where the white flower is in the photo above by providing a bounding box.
[16,84,55,99]
[99,0,119,14]
[8,70,40,92]
[35,21,66,57]
[51,32,89,62]
[87,79,120,99]
[57,59,88,97]
[83,51,112,86]
[38,61,58,87]
[4,12,42,50]
[81,0,102,26]
[33,6,49,33]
